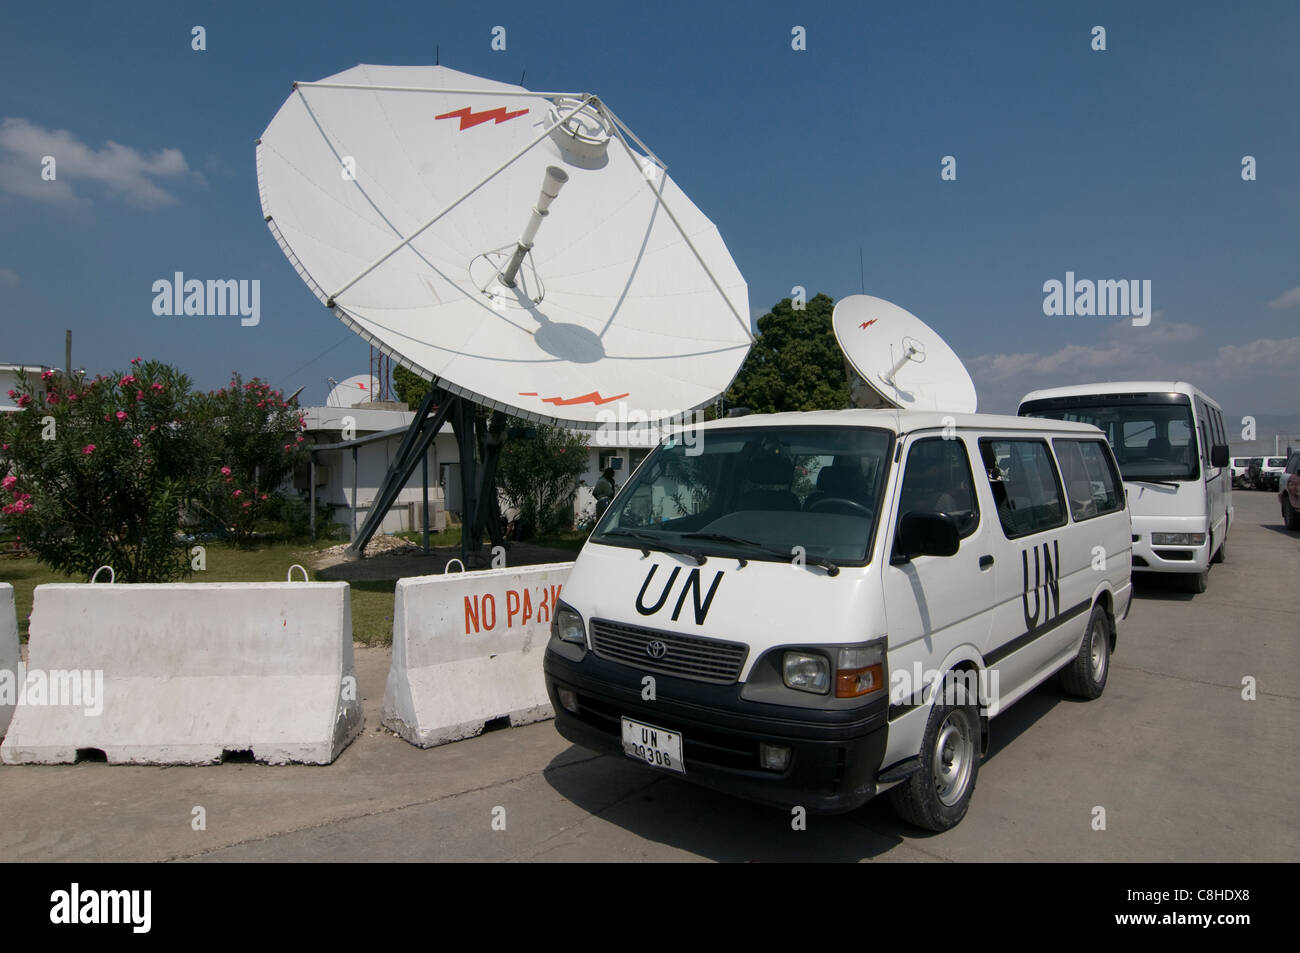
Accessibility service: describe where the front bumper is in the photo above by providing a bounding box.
[544,642,889,814]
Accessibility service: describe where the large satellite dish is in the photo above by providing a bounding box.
[256,64,752,428]
[832,295,977,414]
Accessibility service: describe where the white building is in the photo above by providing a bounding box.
[0,364,53,412]
[300,402,651,538]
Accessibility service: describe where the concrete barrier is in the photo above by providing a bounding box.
[0,582,363,765]
[0,584,18,739]
[384,562,573,747]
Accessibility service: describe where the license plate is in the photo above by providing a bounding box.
[621,717,685,774]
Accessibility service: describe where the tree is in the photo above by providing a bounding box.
[0,361,207,582]
[496,421,589,537]
[725,293,849,414]
[392,364,431,408]
[190,374,310,545]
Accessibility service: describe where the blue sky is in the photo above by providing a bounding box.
[1,0,1297,419]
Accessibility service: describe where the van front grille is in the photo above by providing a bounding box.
[588,619,748,684]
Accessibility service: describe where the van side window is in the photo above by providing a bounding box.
[898,438,979,538]
[979,438,1067,538]
[1053,439,1123,519]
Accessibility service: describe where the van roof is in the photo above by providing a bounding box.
[678,408,1103,436]
[1018,381,1208,404]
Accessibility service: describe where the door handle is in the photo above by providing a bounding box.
[979,555,994,570]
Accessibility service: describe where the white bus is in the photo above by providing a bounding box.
[1018,382,1231,593]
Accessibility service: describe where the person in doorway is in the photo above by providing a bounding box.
[594,467,616,520]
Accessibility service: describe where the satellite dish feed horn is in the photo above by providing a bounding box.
[882,336,926,387]
[499,166,569,288]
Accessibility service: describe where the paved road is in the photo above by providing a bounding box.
[1,491,1295,862]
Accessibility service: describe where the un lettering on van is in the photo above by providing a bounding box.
[463,584,562,634]
[635,564,724,625]
[1022,539,1061,630]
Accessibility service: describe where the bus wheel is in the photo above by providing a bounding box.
[889,677,980,832]
[1212,539,1225,564]
[1061,603,1111,699]
[1181,569,1208,594]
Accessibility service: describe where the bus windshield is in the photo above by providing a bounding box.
[1021,396,1200,482]
[590,426,893,564]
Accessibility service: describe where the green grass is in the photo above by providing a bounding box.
[0,540,399,644]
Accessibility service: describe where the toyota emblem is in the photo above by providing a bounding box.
[646,640,667,660]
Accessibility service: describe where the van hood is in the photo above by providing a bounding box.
[562,541,883,681]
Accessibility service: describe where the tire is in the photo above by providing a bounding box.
[1284,498,1300,531]
[1060,602,1111,699]
[889,676,981,832]
[1212,539,1225,564]
[1181,568,1208,593]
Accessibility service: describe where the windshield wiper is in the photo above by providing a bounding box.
[602,529,706,565]
[681,532,840,576]
[1129,479,1181,489]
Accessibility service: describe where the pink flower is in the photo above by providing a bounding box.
[6,390,14,399]
[295,435,304,443]
[2,475,16,490]
[241,501,251,509]
[17,394,30,407]
[151,383,163,392]
[120,375,136,386]
[283,444,291,451]
[132,439,142,448]
[67,393,78,402]
[131,357,142,365]
[82,444,96,455]
[41,370,53,381]
[260,494,268,501]
[220,466,231,476]
[135,391,144,401]
[116,411,128,422]
[233,489,242,498]
[150,425,157,431]
[47,393,60,405]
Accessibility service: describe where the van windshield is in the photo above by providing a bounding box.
[1021,395,1199,482]
[590,426,893,564]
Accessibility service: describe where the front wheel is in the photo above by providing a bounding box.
[889,677,981,832]
[1284,497,1300,531]
[1060,602,1111,699]
[1181,568,1208,593]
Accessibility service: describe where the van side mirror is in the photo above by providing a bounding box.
[1211,444,1229,468]
[894,511,960,562]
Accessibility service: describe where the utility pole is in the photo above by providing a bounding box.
[65,329,71,378]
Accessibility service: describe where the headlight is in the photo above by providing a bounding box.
[782,652,830,694]
[836,642,886,698]
[552,604,586,645]
[1152,533,1206,546]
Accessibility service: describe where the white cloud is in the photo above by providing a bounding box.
[1266,284,1300,309]
[0,267,18,287]
[0,117,197,208]
[965,319,1294,414]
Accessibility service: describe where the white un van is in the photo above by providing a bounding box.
[544,410,1133,830]
[1018,381,1231,593]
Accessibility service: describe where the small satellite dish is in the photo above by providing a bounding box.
[256,64,752,428]
[326,374,380,408]
[832,295,977,413]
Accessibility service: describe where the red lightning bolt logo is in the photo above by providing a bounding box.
[860,319,878,329]
[435,106,530,130]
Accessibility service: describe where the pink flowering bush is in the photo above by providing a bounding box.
[191,373,307,545]
[0,361,205,581]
